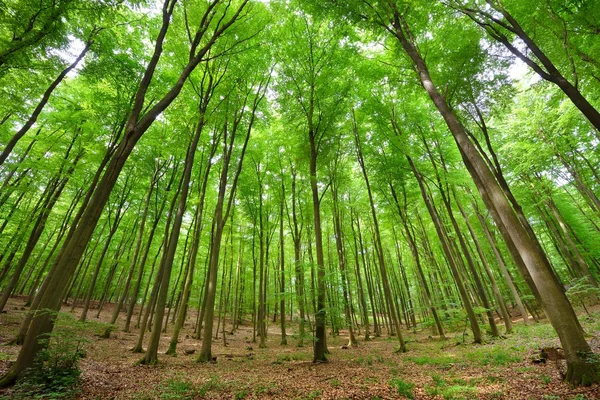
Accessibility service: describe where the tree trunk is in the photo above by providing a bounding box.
[390,10,598,384]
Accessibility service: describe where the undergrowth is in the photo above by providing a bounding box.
[10,312,88,399]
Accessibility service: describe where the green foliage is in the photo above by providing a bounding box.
[158,379,196,400]
[234,388,248,400]
[439,308,469,332]
[566,278,600,311]
[273,352,309,364]
[465,346,522,366]
[406,354,456,368]
[440,385,478,400]
[3,0,600,393]
[196,376,223,397]
[354,354,386,366]
[140,376,224,400]
[389,377,415,399]
[11,323,88,399]
[305,390,322,400]
[253,382,279,396]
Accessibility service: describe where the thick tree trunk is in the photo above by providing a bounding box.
[390,10,598,384]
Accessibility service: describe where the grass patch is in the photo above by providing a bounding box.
[234,388,248,400]
[254,381,279,396]
[389,377,415,399]
[406,354,456,368]
[355,355,386,366]
[297,389,322,400]
[152,376,223,400]
[425,374,479,400]
[441,385,478,399]
[512,323,556,341]
[273,352,309,364]
[465,346,522,366]
[159,379,196,400]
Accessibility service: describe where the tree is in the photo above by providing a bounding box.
[0,0,251,384]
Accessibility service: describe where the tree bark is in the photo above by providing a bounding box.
[389,8,598,384]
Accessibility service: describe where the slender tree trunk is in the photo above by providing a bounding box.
[407,157,482,343]
[350,211,370,340]
[456,198,512,333]
[0,38,94,165]
[353,115,406,351]
[279,177,287,345]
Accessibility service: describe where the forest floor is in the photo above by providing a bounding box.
[0,297,599,399]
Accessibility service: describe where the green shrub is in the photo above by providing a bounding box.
[12,324,88,399]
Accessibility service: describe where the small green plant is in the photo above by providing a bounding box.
[159,379,196,400]
[11,325,88,400]
[330,378,341,387]
[431,373,446,387]
[254,381,279,396]
[566,278,600,315]
[274,352,307,364]
[389,377,415,399]
[234,388,248,400]
[465,346,522,366]
[355,355,376,366]
[197,376,222,397]
[541,374,552,385]
[425,373,447,396]
[407,354,455,368]
[442,385,477,400]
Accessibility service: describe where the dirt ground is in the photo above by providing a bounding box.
[0,296,599,399]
